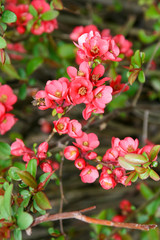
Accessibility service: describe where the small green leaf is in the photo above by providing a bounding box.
[26,57,43,75]
[29,5,38,17]
[0,37,7,49]
[149,169,160,181]
[0,142,11,160]
[0,184,13,220]
[125,171,136,186]
[18,171,38,189]
[13,229,22,240]
[41,10,59,21]
[124,153,148,165]
[140,183,154,200]
[27,158,37,178]
[0,63,21,80]
[2,10,17,23]
[138,71,145,83]
[8,167,21,181]
[138,169,150,180]
[34,191,52,210]
[17,211,33,230]
[149,145,160,161]
[139,30,158,44]
[118,157,135,170]
[18,83,27,100]
[134,50,141,67]
[51,0,63,10]
[128,70,139,85]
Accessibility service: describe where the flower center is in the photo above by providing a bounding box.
[92,74,99,82]
[78,71,85,77]
[127,145,134,152]
[83,141,89,146]
[95,92,102,98]
[55,91,62,98]
[72,126,76,132]
[78,87,87,96]
[57,123,64,131]
[70,150,76,156]
[0,94,7,103]
[91,46,99,55]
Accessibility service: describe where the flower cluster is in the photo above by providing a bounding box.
[70,24,133,64]
[0,84,17,135]
[7,0,58,35]
[11,139,59,172]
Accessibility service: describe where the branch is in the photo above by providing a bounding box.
[31,206,157,231]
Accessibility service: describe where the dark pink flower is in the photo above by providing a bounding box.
[68,119,83,138]
[80,165,99,183]
[64,146,79,160]
[35,90,54,110]
[113,34,133,57]
[119,137,139,156]
[37,142,48,160]
[110,75,129,95]
[75,132,100,152]
[120,200,132,212]
[70,25,99,41]
[99,172,117,190]
[0,85,17,111]
[92,85,113,109]
[11,138,26,156]
[74,158,86,170]
[53,117,70,134]
[112,215,126,222]
[0,113,17,135]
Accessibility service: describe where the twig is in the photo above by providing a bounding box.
[45,130,55,143]
[142,110,149,146]
[31,206,157,231]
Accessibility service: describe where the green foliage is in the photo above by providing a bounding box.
[1,10,17,23]
[34,191,52,210]
[26,57,43,75]
[27,158,37,178]
[42,10,59,21]
[17,211,33,230]
[0,36,6,49]
[18,83,27,100]
[17,171,38,189]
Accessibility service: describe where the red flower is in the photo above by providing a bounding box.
[80,165,99,183]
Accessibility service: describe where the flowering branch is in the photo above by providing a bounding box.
[31,206,157,231]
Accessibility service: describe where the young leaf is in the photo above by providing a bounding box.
[27,158,37,178]
[17,211,33,230]
[124,153,148,165]
[118,157,135,170]
[0,184,13,220]
[125,171,136,186]
[149,169,160,181]
[128,70,139,85]
[52,0,63,10]
[0,142,11,160]
[18,171,38,189]
[34,191,52,210]
[29,5,38,17]
[2,10,17,23]
[41,10,59,21]
[138,70,145,83]
[8,167,21,181]
[26,57,43,75]
[149,145,160,161]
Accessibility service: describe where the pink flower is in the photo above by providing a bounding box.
[86,151,97,160]
[67,61,90,80]
[31,0,50,14]
[82,103,104,120]
[0,103,5,119]
[69,77,93,105]
[0,85,17,111]
[68,119,83,138]
[45,78,69,102]
[113,34,133,57]
[11,138,26,156]
[74,158,86,170]
[0,113,17,135]
[54,117,70,134]
[31,22,45,35]
[35,90,54,110]
[103,39,121,61]
[119,137,139,156]
[90,64,110,86]
[103,148,119,162]
[112,233,122,240]
[39,119,52,133]
[75,132,100,152]
[99,172,117,190]
[76,31,109,61]
[92,85,113,109]
[64,146,79,160]
[110,75,129,95]
[37,142,48,160]
[118,176,131,186]
[113,168,125,180]
[43,19,58,33]
[70,25,99,41]
[80,165,99,183]
[40,161,52,173]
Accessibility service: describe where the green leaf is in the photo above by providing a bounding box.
[149,169,160,181]
[124,153,148,165]
[18,171,38,189]
[138,71,145,83]
[0,142,11,160]
[26,57,43,75]
[140,183,154,200]
[128,70,139,85]
[0,37,7,49]
[125,171,136,186]
[139,30,158,44]
[149,145,160,161]
[8,167,21,181]
[144,44,160,62]
[41,10,59,21]
[118,157,135,170]
[146,198,160,216]
[17,211,33,230]
[146,5,160,19]
[134,50,141,67]
[51,0,63,10]
[138,169,150,180]
[27,158,37,178]
[57,43,75,59]
[13,229,22,240]
[34,191,52,210]
[0,22,7,32]
[33,199,46,215]
[29,5,38,17]
[18,83,27,100]
[0,63,21,80]
[2,10,17,23]
[0,184,13,220]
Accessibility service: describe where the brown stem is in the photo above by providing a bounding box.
[31,206,157,231]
